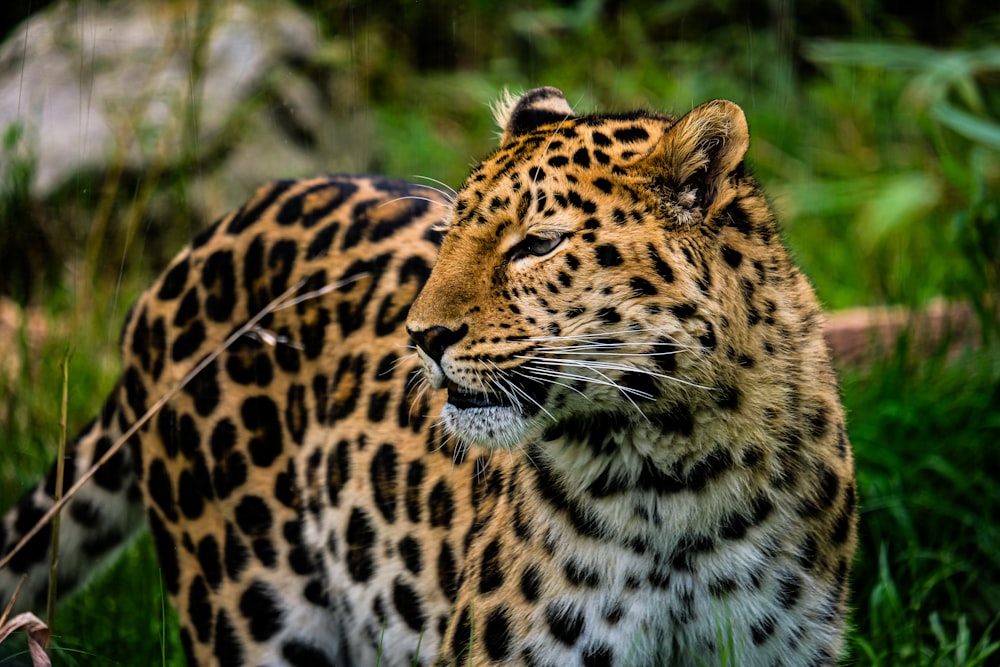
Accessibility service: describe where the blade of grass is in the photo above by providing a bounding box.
[160,569,167,667]
[0,575,27,628]
[931,101,1000,150]
[45,348,72,630]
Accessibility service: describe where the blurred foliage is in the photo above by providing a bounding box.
[2,0,997,314]
[797,42,1000,319]
[0,124,35,298]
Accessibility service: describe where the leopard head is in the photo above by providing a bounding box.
[407,86,762,451]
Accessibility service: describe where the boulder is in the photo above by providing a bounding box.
[0,0,375,229]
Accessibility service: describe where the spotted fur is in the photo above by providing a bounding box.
[1,87,855,666]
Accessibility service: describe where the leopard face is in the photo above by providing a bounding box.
[409,90,764,457]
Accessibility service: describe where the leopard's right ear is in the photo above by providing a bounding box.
[642,99,749,226]
[494,87,576,144]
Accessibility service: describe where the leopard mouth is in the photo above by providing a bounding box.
[446,380,514,410]
[444,373,550,414]
[439,373,552,448]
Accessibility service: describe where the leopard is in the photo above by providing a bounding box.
[0,86,856,666]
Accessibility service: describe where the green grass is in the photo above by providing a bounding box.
[3,322,998,663]
[2,1,999,664]
[0,534,183,666]
[0,332,1000,665]
[844,346,1000,665]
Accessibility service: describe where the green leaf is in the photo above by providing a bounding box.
[931,102,1000,151]
[858,172,941,245]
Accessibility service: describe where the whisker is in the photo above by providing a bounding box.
[428,420,451,454]
[513,368,590,400]
[526,347,686,357]
[410,175,458,198]
[406,367,426,392]
[495,367,555,423]
[514,442,539,470]
[529,338,689,349]
[452,437,470,467]
[429,416,467,466]
[523,365,651,417]
[392,350,420,372]
[380,195,453,211]
[485,362,523,411]
[527,357,715,392]
[524,326,683,341]
[414,382,433,408]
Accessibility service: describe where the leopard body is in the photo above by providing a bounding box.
[1,87,856,666]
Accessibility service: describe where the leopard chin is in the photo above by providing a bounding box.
[440,403,536,450]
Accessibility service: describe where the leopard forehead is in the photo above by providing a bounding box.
[434,112,689,318]
[451,113,674,234]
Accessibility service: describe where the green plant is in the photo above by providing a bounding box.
[787,42,1000,320]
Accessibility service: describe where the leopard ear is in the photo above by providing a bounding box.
[494,87,576,143]
[647,99,749,222]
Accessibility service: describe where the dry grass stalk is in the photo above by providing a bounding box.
[45,351,72,630]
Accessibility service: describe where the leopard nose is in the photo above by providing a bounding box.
[408,323,469,364]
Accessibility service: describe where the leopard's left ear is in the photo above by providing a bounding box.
[494,87,576,144]
[647,99,749,221]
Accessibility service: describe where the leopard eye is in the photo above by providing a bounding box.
[509,234,565,261]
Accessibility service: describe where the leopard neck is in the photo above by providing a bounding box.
[518,407,775,548]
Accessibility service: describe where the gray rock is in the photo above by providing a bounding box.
[0,0,375,214]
